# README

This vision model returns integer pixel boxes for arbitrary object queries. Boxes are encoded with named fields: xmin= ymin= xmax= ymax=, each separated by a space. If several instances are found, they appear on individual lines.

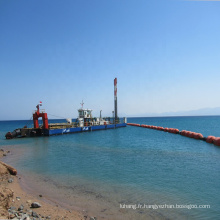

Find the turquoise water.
xmin=1 ymin=117 xmax=220 ymax=219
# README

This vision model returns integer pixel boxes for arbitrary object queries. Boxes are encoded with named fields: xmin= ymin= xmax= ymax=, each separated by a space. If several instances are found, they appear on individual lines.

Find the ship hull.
xmin=48 ymin=123 xmax=126 ymax=136
xmin=6 ymin=123 xmax=127 ymax=139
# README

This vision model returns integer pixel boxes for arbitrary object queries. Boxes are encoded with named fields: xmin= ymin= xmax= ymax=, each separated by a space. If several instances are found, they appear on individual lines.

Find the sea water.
xmin=0 ymin=117 xmax=220 ymax=220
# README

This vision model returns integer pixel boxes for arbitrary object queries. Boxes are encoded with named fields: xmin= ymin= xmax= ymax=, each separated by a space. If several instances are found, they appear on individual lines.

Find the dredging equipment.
xmin=5 ymin=78 xmax=127 ymax=139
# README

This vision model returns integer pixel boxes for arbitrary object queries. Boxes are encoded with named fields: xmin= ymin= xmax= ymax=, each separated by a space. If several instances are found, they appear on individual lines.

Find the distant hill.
xmin=160 ymin=107 xmax=220 ymax=117
xmin=129 ymin=107 xmax=220 ymax=117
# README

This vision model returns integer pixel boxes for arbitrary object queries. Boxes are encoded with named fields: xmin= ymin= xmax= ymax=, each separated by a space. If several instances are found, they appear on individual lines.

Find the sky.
xmin=0 ymin=0 xmax=220 ymax=120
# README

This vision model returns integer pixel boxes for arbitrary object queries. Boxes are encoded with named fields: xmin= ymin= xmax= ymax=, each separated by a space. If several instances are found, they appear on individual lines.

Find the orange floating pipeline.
xmin=127 ymin=123 xmax=140 ymax=127
xmin=128 ymin=122 xmax=220 ymax=148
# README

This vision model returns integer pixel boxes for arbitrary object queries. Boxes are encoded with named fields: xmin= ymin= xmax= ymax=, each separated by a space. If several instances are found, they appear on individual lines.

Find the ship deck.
xmin=20 ymin=123 xmax=127 ymax=137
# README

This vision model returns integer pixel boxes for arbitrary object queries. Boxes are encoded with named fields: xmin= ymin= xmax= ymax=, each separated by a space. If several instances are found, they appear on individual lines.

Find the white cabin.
xmin=78 ymin=109 xmax=92 ymax=119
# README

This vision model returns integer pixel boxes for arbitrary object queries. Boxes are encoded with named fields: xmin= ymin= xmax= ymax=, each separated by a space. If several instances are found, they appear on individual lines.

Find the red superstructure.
xmin=33 ymin=102 xmax=49 ymax=129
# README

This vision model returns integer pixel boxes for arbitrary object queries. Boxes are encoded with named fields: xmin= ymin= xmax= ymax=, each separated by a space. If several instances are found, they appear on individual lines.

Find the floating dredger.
xmin=5 ymin=78 xmax=127 ymax=139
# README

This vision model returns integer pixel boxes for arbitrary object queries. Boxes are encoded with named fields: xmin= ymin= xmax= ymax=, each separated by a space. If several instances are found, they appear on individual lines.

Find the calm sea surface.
xmin=1 ymin=116 xmax=220 ymax=220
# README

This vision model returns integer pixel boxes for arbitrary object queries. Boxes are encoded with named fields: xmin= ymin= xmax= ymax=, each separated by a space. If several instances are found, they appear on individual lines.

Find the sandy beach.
xmin=0 ymin=149 xmax=88 ymax=220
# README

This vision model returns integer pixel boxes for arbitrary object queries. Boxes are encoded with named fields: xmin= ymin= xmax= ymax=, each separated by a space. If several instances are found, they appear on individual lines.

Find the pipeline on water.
xmin=5 ymin=128 xmax=22 ymax=139
xmin=127 ymin=123 xmax=220 ymax=147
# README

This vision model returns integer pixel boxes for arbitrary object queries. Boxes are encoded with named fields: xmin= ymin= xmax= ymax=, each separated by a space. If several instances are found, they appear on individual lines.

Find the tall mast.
xmin=114 ymin=78 xmax=118 ymax=123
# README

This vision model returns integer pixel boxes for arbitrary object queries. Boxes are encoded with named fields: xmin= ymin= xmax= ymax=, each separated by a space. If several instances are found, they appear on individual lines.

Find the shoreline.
xmin=0 ymin=149 xmax=91 ymax=220
xmin=0 ymin=143 xmax=196 ymax=220
xmin=0 ymin=147 xmax=167 ymax=220
xmin=0 ymin=146 xmax=188 ymax=220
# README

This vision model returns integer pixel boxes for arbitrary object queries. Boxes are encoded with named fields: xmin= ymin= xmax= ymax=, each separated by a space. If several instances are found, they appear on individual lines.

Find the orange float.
xmin=213 ymin=137 xmax=220 ymax=146
xmin=206 ymin=136 xmax=215 ymax=144
xmin=173 ymin=129 xmax=179 ymax=134
xmin=168 ymin=128 xmax=179 ymax=134
xmin=184 ymin=131 xmax=190 ymax=137
xmin=168 ymin=128 xmax=173 ymax=133
xmin=193 ymin=133 xmax=203 ymax=140
xmin=164 ymin=128 xmax=169 ymax=132
xmin=180 ymin=130 xmax=186 ymax=136
xmin=189 ymin=132 xmax=196 ymax=138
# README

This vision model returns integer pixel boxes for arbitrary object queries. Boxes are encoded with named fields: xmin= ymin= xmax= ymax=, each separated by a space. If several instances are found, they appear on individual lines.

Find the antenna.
xmin=80 ymin=100 xmax=84 ymax=109
xmin=36 ymin=101 xmax=42 ymax=113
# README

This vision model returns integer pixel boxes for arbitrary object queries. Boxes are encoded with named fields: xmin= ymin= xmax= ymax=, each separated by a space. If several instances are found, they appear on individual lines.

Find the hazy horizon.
xmin=1 ymin=106 xmax=220 ymax=121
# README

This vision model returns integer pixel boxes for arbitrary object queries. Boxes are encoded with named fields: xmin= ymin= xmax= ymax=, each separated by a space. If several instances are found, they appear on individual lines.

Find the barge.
xmin=5 ymin=78 xmax=127 ymax=139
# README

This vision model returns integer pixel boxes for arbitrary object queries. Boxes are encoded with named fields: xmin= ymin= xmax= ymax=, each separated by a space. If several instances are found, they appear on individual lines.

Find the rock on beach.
xmin=31 ymin=202 xmax=41 ymax=208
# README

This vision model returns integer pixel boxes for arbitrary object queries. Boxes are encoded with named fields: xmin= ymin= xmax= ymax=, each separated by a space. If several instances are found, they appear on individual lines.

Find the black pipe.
xmin=5 ymin=128 xmax=21 ymax=139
